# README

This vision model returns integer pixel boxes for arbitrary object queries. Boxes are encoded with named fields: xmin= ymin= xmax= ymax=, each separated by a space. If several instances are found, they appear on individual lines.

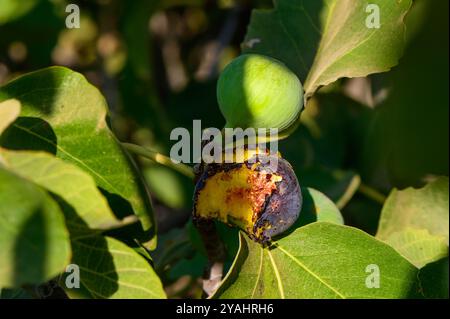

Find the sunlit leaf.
xmin=0 ymin=67 xmax=156 ymax=248
xmin=0 ymin=149 xmax=122 ymax=230
xmin=0 ymin=99 xmax=20 ymax=135
xmin=377 ymin=177 xmax=449 ymax=268
xmin=0 ymin=167 xmax=71 ymax=287
xmin=243 ymin=0 xmax=412 ymax=100
xmin=385 ymin=229 xmax=447 ymax=269
xmin=62 ymin=236 xmax=166 ymax=299
xmin=213 ymin=222 xmax=418 ymax=299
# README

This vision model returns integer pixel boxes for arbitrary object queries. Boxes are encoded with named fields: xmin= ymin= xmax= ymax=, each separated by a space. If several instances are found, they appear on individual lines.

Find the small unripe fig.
xmin=193 ymin=150 xmax=302 ymax=244
xmin=217 ymin=54 xmax=303 ymax=132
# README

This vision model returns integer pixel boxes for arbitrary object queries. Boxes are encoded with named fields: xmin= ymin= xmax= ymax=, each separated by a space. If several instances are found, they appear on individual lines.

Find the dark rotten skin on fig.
xmin=193 ymin=152 xmax=302 ymax=245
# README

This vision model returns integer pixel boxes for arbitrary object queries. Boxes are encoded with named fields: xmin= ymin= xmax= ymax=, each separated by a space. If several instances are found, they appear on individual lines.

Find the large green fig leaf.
xmin=213 ymin=222 xmax=418 ymax=299
xmin=62 ymin=235 xmax=166 ymax=299
xmin=243 ymin=0 xmax=411 ymax=100
xmin=0 ymin=149 xmax=122 ymax=230
xmin=0 ymin=167 xmax=71 ymax=287
xmin=0 ymin=67 xmax=155 ymax=247
xmin=377 ymin=177 xmax=449 ymax=268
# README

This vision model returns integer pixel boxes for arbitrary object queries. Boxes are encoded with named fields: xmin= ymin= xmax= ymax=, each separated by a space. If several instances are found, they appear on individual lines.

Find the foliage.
xmin=0 ymin=0 xmax=447 ymax=299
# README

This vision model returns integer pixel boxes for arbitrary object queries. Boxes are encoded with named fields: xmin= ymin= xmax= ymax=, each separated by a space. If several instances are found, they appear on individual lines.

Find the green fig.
xmin=217 ymin=54 xmax=303 ymax=132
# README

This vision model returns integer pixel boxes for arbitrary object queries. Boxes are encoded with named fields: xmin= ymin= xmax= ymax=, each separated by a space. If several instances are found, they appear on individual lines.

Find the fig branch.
xmin=122 ymin=142 xmax=195 ymax=179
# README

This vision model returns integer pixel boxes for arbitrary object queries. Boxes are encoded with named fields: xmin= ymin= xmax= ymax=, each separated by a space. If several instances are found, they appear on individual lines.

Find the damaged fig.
xmin=193 ymin=150 xmax=301 ymax=245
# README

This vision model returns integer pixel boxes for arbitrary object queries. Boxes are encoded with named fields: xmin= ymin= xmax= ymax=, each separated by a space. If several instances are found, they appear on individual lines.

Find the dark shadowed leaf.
xmin=359 ymin=0 xmax=448 ymax=188
xmin=417 ymin=257 xmax=449 ymax=299
xmin=0 ymin=287 xmax=33 ymax=299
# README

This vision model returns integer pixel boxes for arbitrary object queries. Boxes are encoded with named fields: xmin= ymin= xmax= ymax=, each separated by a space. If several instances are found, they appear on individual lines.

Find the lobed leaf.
xmin=243 ymin=0 xmax=412 ymax=100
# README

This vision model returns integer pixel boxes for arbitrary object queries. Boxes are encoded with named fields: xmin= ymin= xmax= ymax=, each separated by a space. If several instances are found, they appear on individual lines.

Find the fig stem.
xmin=358 ymin=182 xmax=387 ymax=204
xmin=214 ymin=118 xmax=301 ymax=152
xmin=122 ymin=143 xmax=194 ymax=179
xmin=193 ymin=218 xmax=227 ymax=297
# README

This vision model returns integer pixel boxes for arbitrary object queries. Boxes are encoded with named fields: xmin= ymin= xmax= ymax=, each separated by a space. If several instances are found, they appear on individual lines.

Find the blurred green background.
xmin=1 ymin=0 xmax=448 ymax=297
